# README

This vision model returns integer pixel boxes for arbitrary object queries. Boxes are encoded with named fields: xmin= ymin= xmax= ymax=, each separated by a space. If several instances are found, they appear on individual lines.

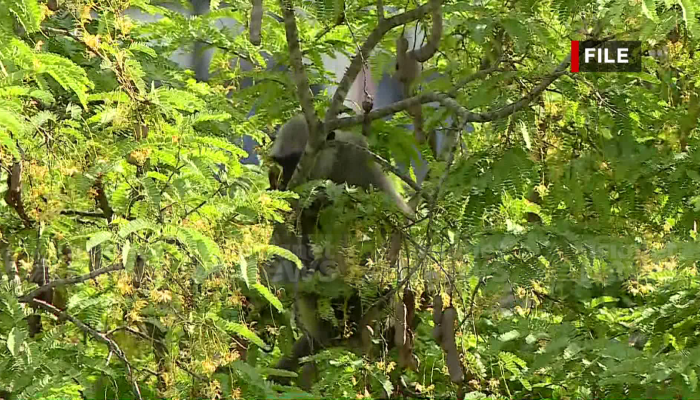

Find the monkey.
xmin=269 ymin=114 xmax=413 ymax=216
xmin=265 ymin=114 xmax=414 ymax=381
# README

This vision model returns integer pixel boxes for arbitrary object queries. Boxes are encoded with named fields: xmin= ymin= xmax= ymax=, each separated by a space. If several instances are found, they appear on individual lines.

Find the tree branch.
xmin=407 ymin=0 xmax=442 ymax=63
xmin=279 ymin=0 xmax=317 ymax=132
xmin=60 ymin=210 xmax=108 ymax=218
xmin=325 ymin=1 xmax=438 ymax=128
xmin=30 ymin=299 xmax=143 ymax=400
xmin=449 ymin=62 xmax=504 ymax=96
xmin=327 ymin=53 xmax=571 ymax=130
xmin=279 ymin=0 xmax=322 ymax=190
xmin=250 ymin=0 xmax=263 ymax=46
xmin=19 ymin=262 xmax=124 ymax=303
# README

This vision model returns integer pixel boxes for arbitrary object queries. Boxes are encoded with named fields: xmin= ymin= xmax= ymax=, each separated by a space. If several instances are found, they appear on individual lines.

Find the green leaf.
xmin=146 ymin=171 xmax=169 ymax=182
xmin=86 ymin=231 xmax=113 ymax=252
xmin=252 ymin=283 xmax=284 ymax=312
xmin=519 ymin=122 xmax=531 ymax=150
xmin=33 ymin=53 xmax=92 ymax=108
xmin=378 ymin=375 xmax=393 ymax=397
xmin=122 ymin=240 xmax=137 ymax=271
xmin=589 ymin=296 xmax=618 ymax=308
xmin=224 ymin=322 xmax=269 ymax=350
xmin=118 ymin=218 xmax=155 ymax=238
xmin=641 ymin=0 xmax=658 ymax=21
xmin=128 ymin=42 xmax=157 ymax=58
xmin=254 ymin=245 xmax=303 ymax=270
xmin=498 ymin=330 xmax=521 ymax=342
xmin=0 ymin=107 xmax=24 ymax=135
xmin=685 ymin=369 xmax=698 ymax=392
xmin=7 ymin=327 xmax=25 ymax=357
xmin=261 ymin=368 xmax=298 ymax=378
xmin=239 ymin=254 xmax=250 ymax=288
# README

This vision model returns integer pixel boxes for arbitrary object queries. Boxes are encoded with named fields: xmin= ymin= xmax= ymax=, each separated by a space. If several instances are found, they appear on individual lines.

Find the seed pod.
xmin=431 ymin=325 xmax=442 ymax=344
xmin=249 ymin=0 xmax=263 ymax=46
xmin=398 ymin=337 xmax=417 ymax=370
xmin=134 ymin=123 xmax=149 ymax=140
xmin=394 ymin=300 xmax=406 ymax=347
xmin=440 ymin=307 xmax=456 ymax=351
xmin=440 ymin=307 xmax=463 ymax=383
xmin=445 ymin=348 xmax=464 ymax=383
xmin=432 ymin=294 xmax=443 ymax=324
xmin=404 ymin=287 xmax=416 ymax=327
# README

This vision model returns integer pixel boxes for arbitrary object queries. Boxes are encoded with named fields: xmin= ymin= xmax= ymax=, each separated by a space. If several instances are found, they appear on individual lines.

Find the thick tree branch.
xmin=19 ymin=262 xmax=124 ymax=303
xmin=327 ymin=53 xmax=571 ymax=130
xmin=279 ymin=0 xmax=321 ymax=190
xmin=30 ymin=299 xmax=143 ymax=400
xmin=325 ymin=1 xmax=437 ymax=128
xmin=250 ymin=0 xmax=263 ymax=46
xmin=279 ymin=0 xmax=317 ymax=132
xmin=407 ymin=0 xmax=442 ymax=62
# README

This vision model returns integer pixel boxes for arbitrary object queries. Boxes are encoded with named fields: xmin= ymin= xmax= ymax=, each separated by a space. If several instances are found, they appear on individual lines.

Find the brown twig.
xmin=60 ymin=210 xmax=107 ymax=218
xmin=19 ymin=262 xmax=124 ymax=303
xmin=30 ymin=299 xmax=144 ymax=400
xmin=325 ymin=1 xmax=439 ymax=126
xmin=327 ymin=54 xmax=571 ymax=131
xmin=5 ymin=161 xmax=34 ymax=228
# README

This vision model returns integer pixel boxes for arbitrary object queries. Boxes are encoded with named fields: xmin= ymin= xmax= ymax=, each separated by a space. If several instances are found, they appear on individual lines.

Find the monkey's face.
xmin=271 ymin=152 xmax=302 ymax=189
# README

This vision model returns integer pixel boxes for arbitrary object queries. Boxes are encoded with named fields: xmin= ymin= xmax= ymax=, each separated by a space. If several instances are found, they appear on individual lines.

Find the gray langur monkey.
xmin=269 ymin=114 xmax=413 ymax=217
xmin=265 ymin=114 xmax=414 ymax=382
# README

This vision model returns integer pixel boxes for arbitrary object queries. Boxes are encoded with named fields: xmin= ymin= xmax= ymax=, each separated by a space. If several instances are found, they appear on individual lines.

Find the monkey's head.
xmin=269 ymin=115 xmax=309 ymax=189
xmin=270 ymin=114 xmax=414 ymax=217
xmin=269 ymin=115 xmax=341 ymax=190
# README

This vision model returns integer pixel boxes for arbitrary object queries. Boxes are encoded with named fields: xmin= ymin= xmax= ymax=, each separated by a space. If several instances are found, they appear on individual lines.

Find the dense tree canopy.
xmin=1 ymin=0 xmax=700 ymax=399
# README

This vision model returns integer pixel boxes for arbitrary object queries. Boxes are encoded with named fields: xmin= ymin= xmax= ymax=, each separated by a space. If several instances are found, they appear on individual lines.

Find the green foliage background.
xmin=1 ymin=0 xmax=700 ymax=399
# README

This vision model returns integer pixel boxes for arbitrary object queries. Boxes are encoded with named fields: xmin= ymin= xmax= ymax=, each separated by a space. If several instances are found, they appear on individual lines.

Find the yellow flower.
xmin=117 ymin=275 xmax=134 ymax=295
xmin=202 ymin=359 xmax=217 ymax=375
xmin=150 ymin=289 xmax=173 ymax=303
xmin=80 ymin=5 xmax=92 ymax=21
xmin=224 ymin=351 xmax=240 ymax=363
xmin=83 ymin=33 xmax=100 ymax=51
